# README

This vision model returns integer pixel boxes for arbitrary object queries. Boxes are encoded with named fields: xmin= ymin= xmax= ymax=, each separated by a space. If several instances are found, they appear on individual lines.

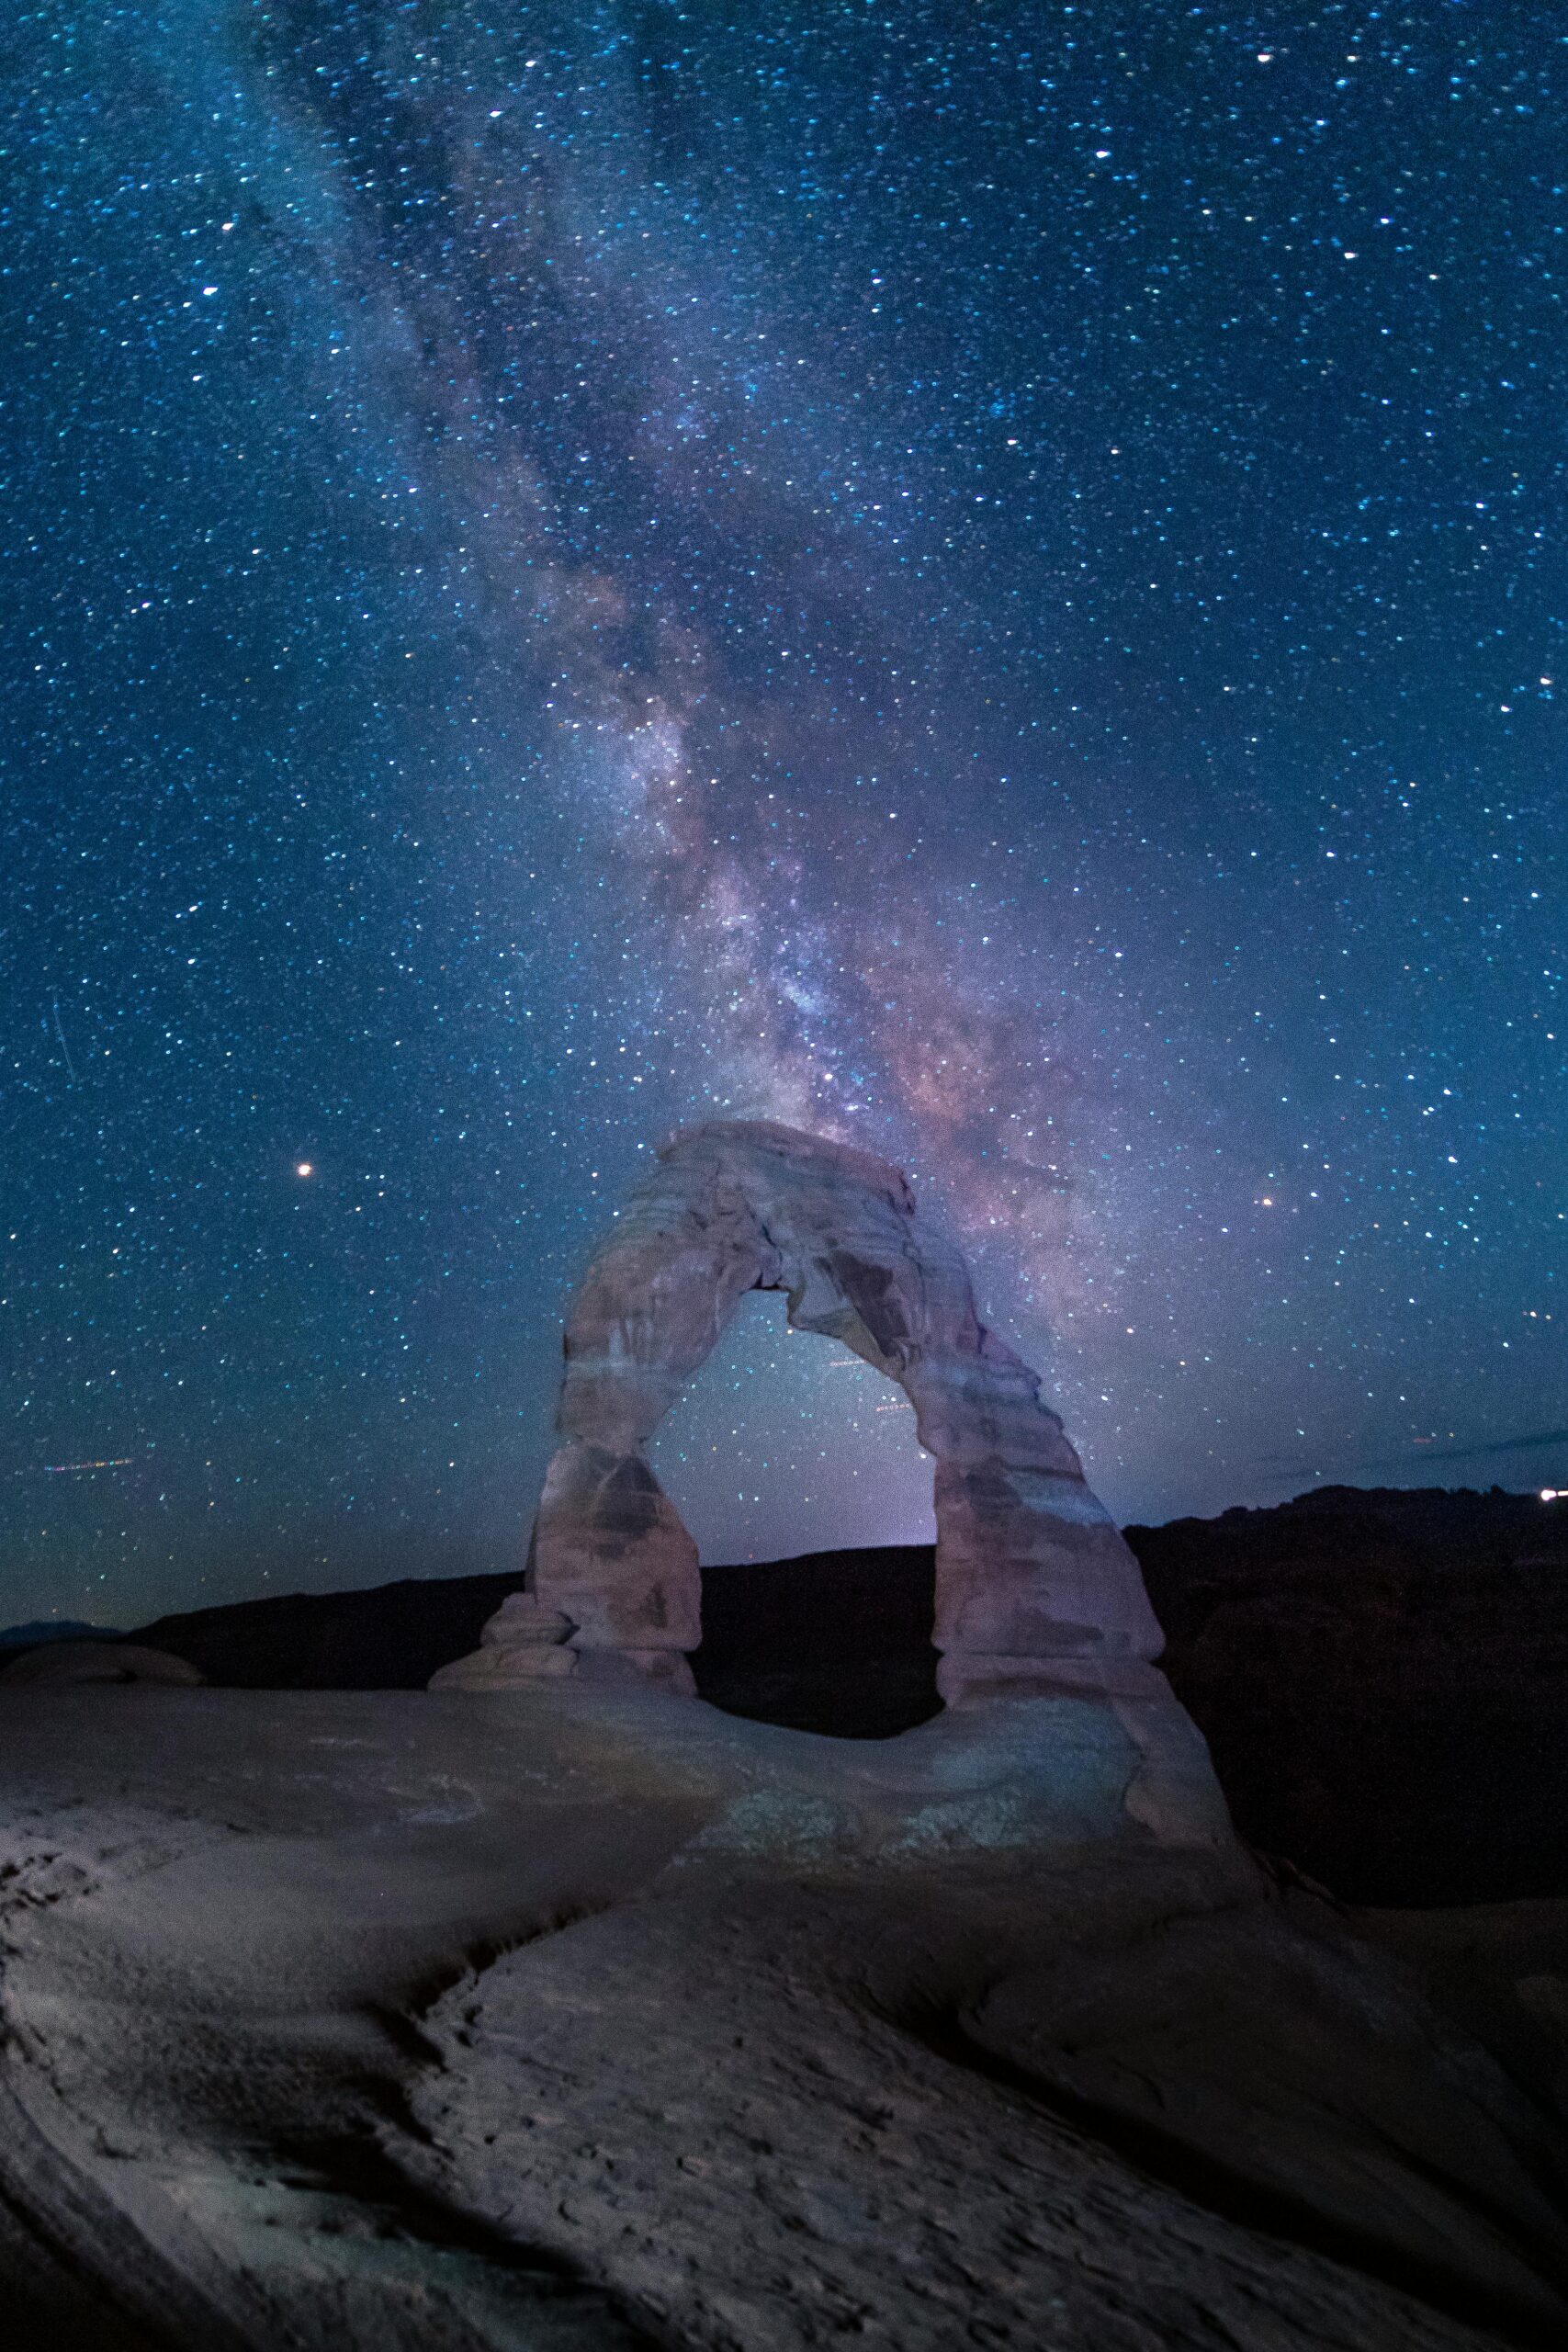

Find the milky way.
xmin=3 ymin=5 xmax=1563 ymax=1623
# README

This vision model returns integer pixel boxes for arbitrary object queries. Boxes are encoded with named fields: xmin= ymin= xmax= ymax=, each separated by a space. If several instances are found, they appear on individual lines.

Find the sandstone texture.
xmin=442 ymin=1119 xmax=1166 ymax=1715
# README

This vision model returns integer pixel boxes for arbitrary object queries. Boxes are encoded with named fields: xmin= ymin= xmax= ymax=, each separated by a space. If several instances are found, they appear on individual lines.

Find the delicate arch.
xmin=441 ymin=1120 xmax=1165 ymax=1705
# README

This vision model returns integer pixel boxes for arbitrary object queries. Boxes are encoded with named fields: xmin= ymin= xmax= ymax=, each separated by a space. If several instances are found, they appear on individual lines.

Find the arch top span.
xmin=441 ymin=1119 xmax=1167 ymax=1706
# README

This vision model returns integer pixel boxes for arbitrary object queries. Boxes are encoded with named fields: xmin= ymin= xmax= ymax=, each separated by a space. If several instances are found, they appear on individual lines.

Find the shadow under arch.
xmin=450 ymin=1120 xmax=1166 ymax=1714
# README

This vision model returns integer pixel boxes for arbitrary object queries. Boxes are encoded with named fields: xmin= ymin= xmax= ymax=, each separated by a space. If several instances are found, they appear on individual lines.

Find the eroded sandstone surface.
xmin=0 ymin=1684 xmax=1563 ymax=2352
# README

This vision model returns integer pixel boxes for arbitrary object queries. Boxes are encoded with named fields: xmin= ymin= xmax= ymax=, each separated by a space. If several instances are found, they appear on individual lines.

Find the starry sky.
xmin=3 ymin=2 xmax=1563 ymax=1629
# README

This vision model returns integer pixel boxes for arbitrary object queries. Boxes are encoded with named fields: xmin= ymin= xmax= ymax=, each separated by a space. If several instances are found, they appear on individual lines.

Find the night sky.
xmin=3 ymin=3 xmax=1563 ymax=1630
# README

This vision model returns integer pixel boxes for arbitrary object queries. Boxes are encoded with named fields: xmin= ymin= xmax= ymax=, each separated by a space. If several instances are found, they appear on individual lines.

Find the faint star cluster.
xmin=1 ymin=5 xmax=1562 ymax=1622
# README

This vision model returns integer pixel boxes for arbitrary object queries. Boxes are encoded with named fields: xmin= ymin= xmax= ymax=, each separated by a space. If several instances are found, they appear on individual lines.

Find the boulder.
xmin=0 ymin=1640 xmax=204 ymax=1688
xmin=429 ymin=1599 xmax=578 ymax=1689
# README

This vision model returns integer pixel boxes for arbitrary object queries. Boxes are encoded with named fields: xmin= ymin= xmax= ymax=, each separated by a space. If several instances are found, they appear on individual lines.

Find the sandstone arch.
xmin=438 ymin=1119 xmax=1167 ymax=1706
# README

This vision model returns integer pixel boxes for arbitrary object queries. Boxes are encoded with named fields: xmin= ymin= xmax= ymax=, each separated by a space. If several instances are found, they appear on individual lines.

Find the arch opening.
xmin=649 ymin=1287 xmax=938 ymax=1564
xmin=650 ymin=1286 xmax=942 ymax=1736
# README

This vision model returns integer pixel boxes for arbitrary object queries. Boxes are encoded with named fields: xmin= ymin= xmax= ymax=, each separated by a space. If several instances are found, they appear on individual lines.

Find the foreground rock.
xmin=0 ymin=1685 xmax=1563 ymax=2350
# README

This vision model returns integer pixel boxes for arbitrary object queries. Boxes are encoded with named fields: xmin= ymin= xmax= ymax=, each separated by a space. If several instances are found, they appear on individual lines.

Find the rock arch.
xmin=438 ymin=1119 xmax=1167 ymax=1706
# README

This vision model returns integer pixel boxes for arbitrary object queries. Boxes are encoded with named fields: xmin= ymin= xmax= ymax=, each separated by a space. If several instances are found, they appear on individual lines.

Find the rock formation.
xmin=435 ymin=1119 xmax=1167 ymax=1712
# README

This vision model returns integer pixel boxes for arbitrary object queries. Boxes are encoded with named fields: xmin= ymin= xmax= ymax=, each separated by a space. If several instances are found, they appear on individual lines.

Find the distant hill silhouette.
xmin=133 ymin=1573 xmax=519 ymax=1692
xmin=1126 ymin=1484 xmax=1568 ymax=1905
xmin=693 ymin=1544 xmax=941 ymax=1740
xmin=0 ymin=1618 xmax=118 ymax=1650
